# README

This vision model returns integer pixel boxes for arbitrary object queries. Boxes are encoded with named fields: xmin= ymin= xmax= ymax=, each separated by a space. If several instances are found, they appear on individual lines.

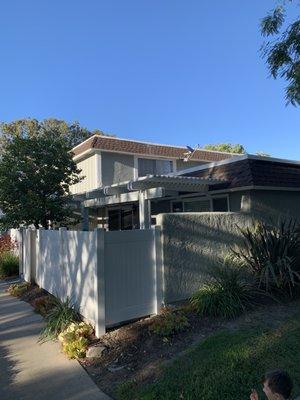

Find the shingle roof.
xmin=183 ymin=158 xmax=300 ymax=190
xmin=71 ymin=135 xmax=238 ymax=162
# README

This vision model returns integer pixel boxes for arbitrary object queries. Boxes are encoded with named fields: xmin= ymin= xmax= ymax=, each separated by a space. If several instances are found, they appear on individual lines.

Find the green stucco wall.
xmin=228 ymin=189 xmax=300 ymax=219
xmin=156 ymin=212 xmax=253 ymax=303
xmin=229 ymin=191 xmax=251 ymax=212
xmin=250 ymin=190 xmax=300 ymax=222
xmin=156 ymin=190 xmax=300 ymax=303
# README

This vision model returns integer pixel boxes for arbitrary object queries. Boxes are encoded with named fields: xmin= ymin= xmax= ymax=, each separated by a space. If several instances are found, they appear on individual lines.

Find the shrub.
xmin=0 ymin=251 xmax=19 ymax=278
xmin=0 ymin=234 xmax=16 ymax=253
xmin=232 ymin=219 xmax=300 ymax=297
xmin=8 ymin=282 xmax=31 ymax=297
xmin=58 ymin=322 xmax=93 ymax=359
xmin=41 ymin=297 xmax=81 ymax=340
xmin=190 ymin=261 xmax=256 ymax=319
xmin=0 ymin=234 xmax=18 ymax=278
xmin=149 ymin=308 xmax=190 ymax=337
xmin=32 ymin=296 xmax=56 ymax=316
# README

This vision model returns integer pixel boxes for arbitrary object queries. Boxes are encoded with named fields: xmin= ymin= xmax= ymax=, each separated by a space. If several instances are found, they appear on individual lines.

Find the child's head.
xmin=263 ymin=370 xmax=293 ymax=400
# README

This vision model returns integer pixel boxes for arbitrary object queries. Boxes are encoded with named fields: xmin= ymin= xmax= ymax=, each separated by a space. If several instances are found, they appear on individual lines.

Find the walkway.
xmin=0 ymin=279 xmax=110 ymax=400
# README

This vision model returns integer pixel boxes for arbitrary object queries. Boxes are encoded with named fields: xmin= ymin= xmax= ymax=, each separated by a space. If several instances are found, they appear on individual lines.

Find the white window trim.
xmin=133 ymin=156 xmax=139 ymax=180
xmin=170 ymin=194 xmax=230 ymax=212
xmin=94 ymin=153 xmax=102 ymax=188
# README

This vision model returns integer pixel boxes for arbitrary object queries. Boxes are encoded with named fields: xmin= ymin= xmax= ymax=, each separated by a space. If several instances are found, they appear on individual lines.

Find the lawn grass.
xmin=116 ymin=313 xmax=300 ymax=400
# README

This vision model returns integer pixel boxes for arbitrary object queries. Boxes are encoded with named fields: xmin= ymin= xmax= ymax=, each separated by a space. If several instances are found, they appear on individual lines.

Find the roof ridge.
xmin=96 ymin=135 xmax=241 ymax=155
xmin=74 ymin=133 xmax=240 ymax=156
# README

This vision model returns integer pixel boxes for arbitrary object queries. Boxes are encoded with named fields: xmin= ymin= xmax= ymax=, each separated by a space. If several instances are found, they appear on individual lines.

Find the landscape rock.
xmin=86 ymin=345 xmax=107 ymax=359
xmin=107 ymin=364 xmax=125 ymax=373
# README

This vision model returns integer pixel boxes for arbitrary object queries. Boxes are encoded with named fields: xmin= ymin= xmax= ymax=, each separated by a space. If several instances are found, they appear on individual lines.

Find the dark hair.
xmin=264 ymin=370 xmax=293 ymax=398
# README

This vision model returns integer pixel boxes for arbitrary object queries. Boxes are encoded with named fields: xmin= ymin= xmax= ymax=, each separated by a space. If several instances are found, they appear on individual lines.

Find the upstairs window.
xmin=138 ymin=158 xmax=173 ymax=177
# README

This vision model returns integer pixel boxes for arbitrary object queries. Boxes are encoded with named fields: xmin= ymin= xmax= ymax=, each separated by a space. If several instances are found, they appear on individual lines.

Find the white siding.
xmin=70 ymin=154 xmax=99 ymax=194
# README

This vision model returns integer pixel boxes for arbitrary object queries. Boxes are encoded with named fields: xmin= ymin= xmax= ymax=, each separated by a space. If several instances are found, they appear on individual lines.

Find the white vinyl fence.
xmin=19 ymin=227 xmax=163 ymax=337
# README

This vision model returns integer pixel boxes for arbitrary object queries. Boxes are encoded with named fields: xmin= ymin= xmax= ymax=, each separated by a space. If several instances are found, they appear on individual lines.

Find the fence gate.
xmin=104 ymin=229 xmax=160 ymax=326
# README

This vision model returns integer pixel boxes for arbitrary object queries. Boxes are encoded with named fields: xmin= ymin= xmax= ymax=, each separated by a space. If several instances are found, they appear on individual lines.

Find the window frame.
xmin=134 ymin=156 xmax=176 ymax=178
xmin=171 ymin=194 xmax=230 ymax=213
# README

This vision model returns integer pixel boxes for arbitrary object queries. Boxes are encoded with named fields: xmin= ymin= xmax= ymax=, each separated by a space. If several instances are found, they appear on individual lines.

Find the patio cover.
xmin=74 ymin=174 xmax=225 ymax=229
xmin=82 ymin=175 xmax=223 ymax=206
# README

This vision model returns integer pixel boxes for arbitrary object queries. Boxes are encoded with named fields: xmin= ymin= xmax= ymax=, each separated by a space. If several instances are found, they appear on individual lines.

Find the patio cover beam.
xmin=85 ymin=188 xmax=105 ymax=199
xmin=83 ymin=187 xmax=165 ymax=208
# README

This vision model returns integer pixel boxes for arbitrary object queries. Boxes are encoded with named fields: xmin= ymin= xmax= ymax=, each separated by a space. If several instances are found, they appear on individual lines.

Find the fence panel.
xmin=104 ymin=229 xmax=157 ymax=326
xmin=21 ymin=227 xmax=162 ymax=336
xmin=36 ymin=230 xmax=61 ymax=296
xmin=63 ymin=230 xmax=97 ymax=324
xmin=35 ymin=229 xmax=97 ymax=324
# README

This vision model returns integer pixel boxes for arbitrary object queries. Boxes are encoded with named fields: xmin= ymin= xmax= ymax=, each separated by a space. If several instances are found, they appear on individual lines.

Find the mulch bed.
xmin=80 ymin=295 xmax=286 ymax=398
xmin=6 ymin=280 xmax=53 ymax=308
xmin=80 ymin=311 xmax=228 ymax=397
xmin=8 ymin=280 xmax=291 ymax=400
xmin=20 ymin=285 xmax=49 ymax=305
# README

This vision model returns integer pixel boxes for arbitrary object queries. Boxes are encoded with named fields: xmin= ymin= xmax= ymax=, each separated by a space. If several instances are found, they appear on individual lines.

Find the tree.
xmin=256 ymin=151 xmax=270 ymax=157
xmin=203 ymin=143 xmax=246 ymax=154
xmin=0 ymin=118 xmax=109 ymax=151
xmin=0 ymin=135 xmax=81 ymax=229
xmin=261 ymin=1 xmax=300 ymax=105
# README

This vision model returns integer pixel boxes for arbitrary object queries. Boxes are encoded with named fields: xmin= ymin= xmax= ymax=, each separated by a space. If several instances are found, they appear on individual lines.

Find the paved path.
xmin=0 ymin=280 xmax=110 ymax=400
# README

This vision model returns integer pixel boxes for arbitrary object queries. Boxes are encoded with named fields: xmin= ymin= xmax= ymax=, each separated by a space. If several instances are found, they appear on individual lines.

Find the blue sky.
xmin=0 ymin=1 xmax=299 ymax=158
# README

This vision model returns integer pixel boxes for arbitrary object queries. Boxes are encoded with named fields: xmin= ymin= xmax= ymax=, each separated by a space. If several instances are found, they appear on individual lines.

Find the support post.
xmin=29 ymin=228 xmax=37 ymax=284
xmin=59 ymin=227 xmax=67 ymax=300
xmin=94 ymin=228 xmax=106 ymax=337
xmin=18 ymin=227 xmax=24 ymax=278
xmin=138 ymin=191 xmax=151 ymax=229
xmin=35 ymin=228 xmax=44 ymax=287
xmin=81 ymin=204 xmax=89 ymax=231
xmin=154 ymin=226 xmax=164 ymax=313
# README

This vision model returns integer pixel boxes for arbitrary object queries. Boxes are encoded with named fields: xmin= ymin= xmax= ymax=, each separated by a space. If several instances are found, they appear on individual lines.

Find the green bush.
xmin=58 ymin=322 xmax=93 ymax=359
xmin=41 ymin=297 xmax=81 ymax=340
xmin=190 ymin=262 xmax=256 ymax=319
xmin=0 ymin=251 xmax=19 ymax=278
xmin=8 ymin=282 xmax=31 ymax=297
xmin=149 ymin=308 xmax=190 ymax=337
xmin=232 ymin=219 xmax=300 ymax=297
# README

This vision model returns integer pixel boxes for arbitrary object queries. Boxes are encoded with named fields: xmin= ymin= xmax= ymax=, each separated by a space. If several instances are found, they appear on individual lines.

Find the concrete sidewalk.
xmin=0 ymin=280 xmax=110 ymax=400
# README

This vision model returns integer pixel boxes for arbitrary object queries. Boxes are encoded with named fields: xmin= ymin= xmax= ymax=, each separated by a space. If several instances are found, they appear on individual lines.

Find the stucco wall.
xmin=156 ymin=212 xmax=252 ymax=303
xmin=228 ymin=190 xmax=252 ymax=212
xmin=250 ymin=190 xmax=300 ymax=222
xmin=101 ymin=151 xmax=135 ymax=186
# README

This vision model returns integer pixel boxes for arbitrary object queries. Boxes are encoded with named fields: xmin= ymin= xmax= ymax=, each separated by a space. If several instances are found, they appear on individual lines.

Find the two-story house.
xmin=70 ymin=135 xmax=238 ymax=230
